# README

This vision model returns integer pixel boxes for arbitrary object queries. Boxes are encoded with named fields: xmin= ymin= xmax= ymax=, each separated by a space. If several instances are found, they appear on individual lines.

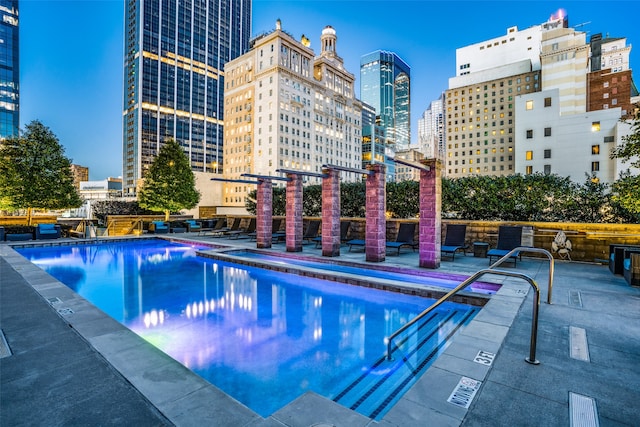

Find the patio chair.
xmin=149 ymin=221 xmax=169 ymax=234
xmin=248 ymin=218 xmax=282 ymax=241
xmin=302 ymin=220 xmax=321 ymax=244
xmin=441 ymin=224 xmax=469 ymax=260
xmin=184 ymin=219 xmax=202 ymax=232
xmin=386 ymin=222 xmax=418 ymax=255
xmin=623 ymin=250 xmax=640 ymax=287
xmin=221 ymin=218 xmax=242 ymax=237
xmin=200 ymin=217 xmax=227 ymax=236
xmin=487 ymin=225 xmax=523 ymax=265
xmin=314 ymin=220 xmax=351 ymax=248
xmin=226 ymin=218 xmax=256 ymax=239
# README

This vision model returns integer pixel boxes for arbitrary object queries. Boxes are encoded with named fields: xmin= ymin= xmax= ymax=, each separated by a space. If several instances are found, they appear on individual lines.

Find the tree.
xmin=137 ymin=139 xmax=200 ymax=221
xmin=610 ymin=170 xmax=640 ymax=220
xmin=610 ymin=103 xmax=640 ymax=169
xmin=0 ymin=120 xmax=83 ymax=224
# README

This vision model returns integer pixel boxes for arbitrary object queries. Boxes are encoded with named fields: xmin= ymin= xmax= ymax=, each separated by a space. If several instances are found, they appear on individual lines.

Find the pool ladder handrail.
xmin=385 ymin=247 xmax=555 ymax=365
xmin=489 ymin=246 xmax=555 ymax=304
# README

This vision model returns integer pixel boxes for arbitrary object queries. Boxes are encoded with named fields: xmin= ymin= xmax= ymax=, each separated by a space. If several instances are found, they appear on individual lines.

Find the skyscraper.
xmin=360 ymin=51 xmax=411 ymax=151
xmin=418 ymin=94 xmax=445 ymax=160
xmin=0 ymin=0 xmax=19 ymax=139
xmin=122 ymin=0 xmax=251 ymax=194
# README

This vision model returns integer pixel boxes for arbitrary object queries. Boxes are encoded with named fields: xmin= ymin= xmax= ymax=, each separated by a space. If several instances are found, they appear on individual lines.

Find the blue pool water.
xmin=17 ymin=239 xmax=480 ymax=420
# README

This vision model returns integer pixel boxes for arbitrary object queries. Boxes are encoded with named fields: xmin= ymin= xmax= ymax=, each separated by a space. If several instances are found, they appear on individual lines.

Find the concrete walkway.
xmin=1 ymin=235 xmax=639 ymax=426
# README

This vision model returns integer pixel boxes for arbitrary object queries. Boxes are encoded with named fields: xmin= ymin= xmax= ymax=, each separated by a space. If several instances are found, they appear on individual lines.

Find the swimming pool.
xmin=17 ymin=239 xmax=481 ymax=420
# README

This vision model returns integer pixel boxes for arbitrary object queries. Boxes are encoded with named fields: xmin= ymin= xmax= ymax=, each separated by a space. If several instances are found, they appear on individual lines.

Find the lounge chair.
xmin=184 ymin=219 xmax=201 ymax=232
xmin=487 ymin=225 xmax=523 ymax=265
xmin=220 ymin=218 xmax=242 ymax=237
xmin=248 ymin=218 xmax=282 ymax=241
xmin=199 ymin=218 xmax=227 ymax=236
xmin=302 ymin=220 xmax=321 ymax=244
xmin=314 ymin=220 xmax=351 ymax=248
xmin=386 ymin=222 xmax=418 ymax=255
xmin=441 ymin=224 xmax=469 ymax=260
xmin=226 ymin=218 xmax=256 ymax=239
xmin=272 ymin=218 xmax=286 ymax=242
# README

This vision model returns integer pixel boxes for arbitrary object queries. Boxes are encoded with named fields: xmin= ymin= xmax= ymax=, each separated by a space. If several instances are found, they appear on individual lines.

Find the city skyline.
xmin=19 ymin=0 xmax=639 ymax=180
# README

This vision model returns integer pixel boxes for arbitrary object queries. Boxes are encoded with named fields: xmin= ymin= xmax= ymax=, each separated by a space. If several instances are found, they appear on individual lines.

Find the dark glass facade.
xmin=360 ymin=51 xmax=410 ymax=150
xmin=123 ymin=0 xmax=251 ymax=193
xmin=0 ymin=0 xmax=19 ymax=138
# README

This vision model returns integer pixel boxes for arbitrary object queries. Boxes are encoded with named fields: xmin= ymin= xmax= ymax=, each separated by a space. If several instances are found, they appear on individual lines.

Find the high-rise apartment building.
xmin=418 ymin=95 xmax=445 ymax=160
xmin=587 ymin=34 xmax=637 ymax=118
xmin=540 ymin=16 xmax=589 ymax=115
xmin=0 ymin=0 xmax=18 ymax=138
xmin=360 ymin=51 xmax=411 ymax=151
xmin=222 ymin=21 xmax=362 ymax=207
xmin=515 ymin=17 xmax=637 ymax=184
xmin=122 ymin=0 xmax=251 ymax=194
xmin=70 ymin=164 xmax=89 ymax=190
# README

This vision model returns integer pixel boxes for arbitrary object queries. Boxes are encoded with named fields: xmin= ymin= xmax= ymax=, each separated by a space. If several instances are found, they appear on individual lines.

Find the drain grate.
xmin=569 ymin=290 xmax=583 ymax=307
xmin=569 ymin=326 xmax=590 ymax=362
xmin=447 ymin=377 xmax=482 ymax=409
xmin=569 ymin=392 xmax=599 ymax=427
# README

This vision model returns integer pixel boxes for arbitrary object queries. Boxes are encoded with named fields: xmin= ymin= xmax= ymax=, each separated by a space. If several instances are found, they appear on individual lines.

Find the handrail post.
xmin=526 ymin=286 xmax=541 ymax=365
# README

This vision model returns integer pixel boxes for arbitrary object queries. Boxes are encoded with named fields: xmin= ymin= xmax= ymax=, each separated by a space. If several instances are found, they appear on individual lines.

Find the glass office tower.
xmin=360 ymin=50 xmax=410 ymax=150
xmin=123 ymin=0 xmax=251 ymax=194
xmin=0 ymin=0 xmax=19 ymax=138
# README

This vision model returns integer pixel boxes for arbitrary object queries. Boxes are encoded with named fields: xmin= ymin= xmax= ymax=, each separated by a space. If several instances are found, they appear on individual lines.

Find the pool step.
xmin=333 ymin=308 xmax=479 ymax=420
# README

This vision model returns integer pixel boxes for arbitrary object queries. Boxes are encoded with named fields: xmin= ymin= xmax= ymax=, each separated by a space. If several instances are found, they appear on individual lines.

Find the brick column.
xmin=419 ymin=159 xmax=442 ymax=269
xmin=366 ymin=163 xmax=386 ymax=262
xmin=286 ymin=174 xmax=303 ymax=252
xmin=321 ymin=168 xmax=341 ymax=257
xmin=256 ymin=179 xmax=273 ymax=249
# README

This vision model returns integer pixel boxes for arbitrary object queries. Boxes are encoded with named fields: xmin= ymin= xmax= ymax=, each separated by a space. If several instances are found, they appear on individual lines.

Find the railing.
xmin=385 ymin=247 xmax=555 ymax=363
xmin=386 ymin=268 xmax=541 ymax=365
xmin=104 ymin=217 xmax=144 ymax=236
xmin=489 ymin=247 xmax=555 ymax=304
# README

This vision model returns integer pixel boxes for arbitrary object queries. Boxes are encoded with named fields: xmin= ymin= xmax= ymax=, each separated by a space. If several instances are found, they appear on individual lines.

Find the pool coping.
xmin=2 ymin=237 xmax=530 ymax=426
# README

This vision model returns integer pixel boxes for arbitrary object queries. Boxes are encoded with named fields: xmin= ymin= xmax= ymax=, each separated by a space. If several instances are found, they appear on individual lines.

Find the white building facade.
xmin=515 ymin=89 xmax=624 ymax=184
xmin=223 ymin=21 xmax=362 ymax=208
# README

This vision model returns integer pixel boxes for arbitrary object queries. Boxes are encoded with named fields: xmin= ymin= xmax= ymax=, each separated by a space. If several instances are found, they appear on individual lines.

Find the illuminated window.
xmin=591 ymin=161 xmax=600 ymax=172
xmin=525 ymin=151 xmax=533 ymax=160
xmin=526 ymin=100 xmax=533 ymax=110
xmin=591 ymin=145 xmax=600 ymax=155
xmin=525 ymin=165 xmax=533 ymax=174
xmin=591 ymin=121 xmax=601 ymax=132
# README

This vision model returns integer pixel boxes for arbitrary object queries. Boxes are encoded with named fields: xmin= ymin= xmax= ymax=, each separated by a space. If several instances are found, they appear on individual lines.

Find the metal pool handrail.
xmin=385 ymin=268 xmax=541 ymax=365
xmin=489 ymin=247 xmax=555 ymax=304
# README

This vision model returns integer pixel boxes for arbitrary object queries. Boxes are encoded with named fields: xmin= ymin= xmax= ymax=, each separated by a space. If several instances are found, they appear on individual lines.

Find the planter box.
xmin=6 ymin=233 xmax=33 ymax=241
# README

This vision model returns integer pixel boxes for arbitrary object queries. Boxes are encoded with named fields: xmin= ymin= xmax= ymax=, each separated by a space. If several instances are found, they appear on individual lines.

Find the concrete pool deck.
xmin=1 ymin=235 xmax=639 ymax=426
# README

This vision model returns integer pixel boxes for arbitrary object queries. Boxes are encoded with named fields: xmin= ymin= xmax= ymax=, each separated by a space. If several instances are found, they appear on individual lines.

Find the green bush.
xmin=244 ymin=173 xmax=637 ymax=223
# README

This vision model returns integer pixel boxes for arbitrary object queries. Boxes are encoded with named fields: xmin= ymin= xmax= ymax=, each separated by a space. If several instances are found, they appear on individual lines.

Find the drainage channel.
xmin=569 ymin=392 xmax=599 ymax=427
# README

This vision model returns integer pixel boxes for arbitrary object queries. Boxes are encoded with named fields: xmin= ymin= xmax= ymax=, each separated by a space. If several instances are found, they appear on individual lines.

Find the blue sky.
xmin=20 ymin=0 xmax=639 ymax=180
